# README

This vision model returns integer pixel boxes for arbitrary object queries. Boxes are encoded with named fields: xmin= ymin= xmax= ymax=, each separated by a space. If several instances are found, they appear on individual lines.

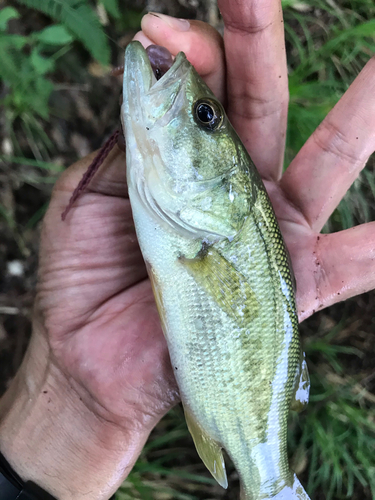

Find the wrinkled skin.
xmin=5 ymin=2 xmax=375 ymax=498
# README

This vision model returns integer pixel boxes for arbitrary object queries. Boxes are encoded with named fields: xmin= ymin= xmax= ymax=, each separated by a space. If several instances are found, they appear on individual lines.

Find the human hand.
xmin=1 ymin=1 xmax=375 ymax=499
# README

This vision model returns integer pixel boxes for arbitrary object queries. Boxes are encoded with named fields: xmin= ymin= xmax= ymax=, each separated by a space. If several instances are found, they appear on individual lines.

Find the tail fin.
xmin=241 ymin=474 xmax=310 ymax=500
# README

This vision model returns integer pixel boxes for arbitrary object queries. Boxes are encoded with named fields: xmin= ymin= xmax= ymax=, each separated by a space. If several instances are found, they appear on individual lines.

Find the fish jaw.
xmin=122 ymin=41 xmax=192 ymax=152
xmin=122 ymin=41 xmax=192 ymax=130
xmin=122 ymin=41 xmax=198 ymax=235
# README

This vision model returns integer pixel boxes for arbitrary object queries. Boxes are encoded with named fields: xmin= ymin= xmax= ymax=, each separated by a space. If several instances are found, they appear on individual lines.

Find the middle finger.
xmin=219 ymin=0 xmax=289 ymax=181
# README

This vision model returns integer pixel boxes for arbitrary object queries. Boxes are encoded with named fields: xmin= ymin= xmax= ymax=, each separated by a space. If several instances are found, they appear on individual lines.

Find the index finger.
xmin=219 ymin=0 xmax=288 ymax=180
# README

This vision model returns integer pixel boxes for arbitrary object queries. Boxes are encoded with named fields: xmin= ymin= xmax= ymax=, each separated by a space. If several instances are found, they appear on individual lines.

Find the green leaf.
xmin=10 ymin=76 xmax=54 ymax=118
xmin=100 ymin=0 xmax=120 ymax=19
xmin=34 ymin=24 xmax=73 ymax=45
xmin=32 ymin=76 xmax=54 ymax=118
xmin=31 ymin=47 xmax=56 ymax=74
xmin=14 ymin=0 xmax=110 ymax=64
xmin=121 ymin=9 xmax=143 ymax=30
xmin=0 ymin=32 xmax=27 ymax=49
xmin=0 ymin=6 xmax=20 ymax=31
xmin=0 ymin=43 xmax=24 ymax=85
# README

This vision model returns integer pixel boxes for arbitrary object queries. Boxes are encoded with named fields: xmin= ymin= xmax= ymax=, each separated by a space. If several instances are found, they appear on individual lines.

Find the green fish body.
xmin=122 ymin=41 xmax=310 ymax=500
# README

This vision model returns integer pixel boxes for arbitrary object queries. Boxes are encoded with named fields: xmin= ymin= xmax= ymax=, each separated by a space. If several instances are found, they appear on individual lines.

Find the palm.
xmin=35 ymin=150 xmax=178 ymax=427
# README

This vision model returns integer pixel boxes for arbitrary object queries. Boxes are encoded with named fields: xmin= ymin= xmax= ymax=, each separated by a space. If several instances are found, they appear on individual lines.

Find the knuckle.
xmin=220 ymin=0 xmax=280 ymax=36
xmin=230 ymin=90 xmax=289 ymax=121
xmin=225 ymin=19 xmax=274 ymax=36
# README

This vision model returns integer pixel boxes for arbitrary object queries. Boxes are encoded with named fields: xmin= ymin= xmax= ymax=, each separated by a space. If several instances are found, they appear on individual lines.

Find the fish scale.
xmin=123 ymin=41 xmax=311 ymax=499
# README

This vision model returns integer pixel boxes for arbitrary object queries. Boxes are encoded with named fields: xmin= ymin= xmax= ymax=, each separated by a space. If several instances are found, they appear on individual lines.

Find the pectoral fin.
xmin=290 ymin=351 xmax=310 ymax=412
xmin=180 ymin=246 xmax=258 ymax=326
xmin=184 ymin=408 xmax=228 ymax=489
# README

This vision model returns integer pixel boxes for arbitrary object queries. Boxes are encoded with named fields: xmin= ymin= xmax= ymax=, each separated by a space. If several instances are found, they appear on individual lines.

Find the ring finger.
xmin=281 ymin=56 xmax=375 ymax=232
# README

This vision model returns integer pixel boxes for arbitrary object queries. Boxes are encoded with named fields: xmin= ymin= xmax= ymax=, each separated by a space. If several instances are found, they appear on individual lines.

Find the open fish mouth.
xmin=121 ymin=40 xmax=194 ymax=220
xmin=122 ymin=40 xmax=193 ymax=171
xmin=123 ymin=41 xmax=191 ymax=102
xmin=146 ymin=45 xmax=174 ymax=80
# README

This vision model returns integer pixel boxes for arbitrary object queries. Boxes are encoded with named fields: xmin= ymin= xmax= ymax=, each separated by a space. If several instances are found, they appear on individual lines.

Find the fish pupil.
xmin=197 ymin=103 xmax=214 ymax=123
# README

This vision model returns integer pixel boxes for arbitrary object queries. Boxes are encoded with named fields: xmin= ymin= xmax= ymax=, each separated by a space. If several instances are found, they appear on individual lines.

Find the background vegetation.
xmin=0 ymin=0 xmax=374 ymax=499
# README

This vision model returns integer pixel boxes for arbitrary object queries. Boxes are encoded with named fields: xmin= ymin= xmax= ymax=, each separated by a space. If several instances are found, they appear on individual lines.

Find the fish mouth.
xmin=122 ymin=40 xmax=192 ymax=154
xmin=146 ymin=45 xmax=174 ymax=81
xmin=122 ymin=41 xmax=195 ymax=231
xmin=123 ymin=41 xmax=190 ymax=101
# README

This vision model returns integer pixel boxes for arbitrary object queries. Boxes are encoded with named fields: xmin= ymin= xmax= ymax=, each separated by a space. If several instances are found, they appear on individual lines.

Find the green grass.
xmin=0 ymin=155 xmax=63 ymax=234
xmin=116 ymin=408 xmax=217 ymax=500
xmin=290 ymin=318 xmax=375 ymax=499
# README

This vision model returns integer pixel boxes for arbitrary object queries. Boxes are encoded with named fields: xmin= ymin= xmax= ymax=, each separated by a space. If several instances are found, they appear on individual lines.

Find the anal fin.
xmin=184 ymin=407 xmax=228 ymax=489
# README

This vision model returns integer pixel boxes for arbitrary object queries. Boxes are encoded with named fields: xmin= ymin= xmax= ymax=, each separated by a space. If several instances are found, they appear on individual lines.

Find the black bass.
xmin=122 ymin=41 xmax=310 ymax=500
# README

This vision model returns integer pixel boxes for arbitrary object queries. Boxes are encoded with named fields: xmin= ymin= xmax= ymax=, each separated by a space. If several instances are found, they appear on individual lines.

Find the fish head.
xmin=122 ymin=41 xmax=257 ymax=241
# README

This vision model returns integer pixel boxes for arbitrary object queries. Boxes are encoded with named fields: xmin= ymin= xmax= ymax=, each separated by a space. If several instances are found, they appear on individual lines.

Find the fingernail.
xmin=148 ymin=12 xmax=190 ymax=31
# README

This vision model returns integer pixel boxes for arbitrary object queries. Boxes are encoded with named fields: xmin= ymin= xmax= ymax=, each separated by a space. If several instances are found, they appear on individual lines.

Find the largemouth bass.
xmin=122 ymin=41 xmax=311 ymax=500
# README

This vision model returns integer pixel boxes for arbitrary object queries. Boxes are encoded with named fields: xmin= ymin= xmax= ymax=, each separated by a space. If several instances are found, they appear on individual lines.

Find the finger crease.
xmin=311 ymin=235 xmax=328 ymax=311
xmin=312 ymin=120 xmax=366 ymax=166
xmin=228 ymin=85 xmax=288 ymax=119
xmin=225 ymin=19 xmax=274 ymax=36
xmin=230 ymin=99 xmax=285 ymax=120
xmin=274 ymin=181 xmax=312 ymax=230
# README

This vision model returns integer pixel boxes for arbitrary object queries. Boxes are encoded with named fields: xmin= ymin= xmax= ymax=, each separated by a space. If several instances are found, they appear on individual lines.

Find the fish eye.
xmin=194 ymin=98 xmax=223 ymax=131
